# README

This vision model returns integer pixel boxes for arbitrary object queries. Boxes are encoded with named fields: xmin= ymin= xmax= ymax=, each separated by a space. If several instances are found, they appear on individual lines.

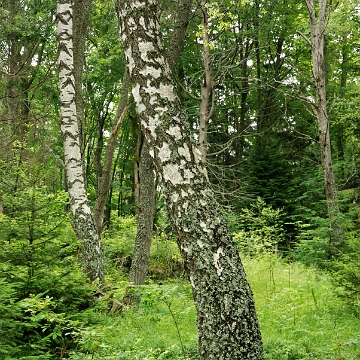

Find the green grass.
xmin=68 ymin=256 xmax=360 ymax=360
xmin=244 ymin=256 xmax=360 ymax=360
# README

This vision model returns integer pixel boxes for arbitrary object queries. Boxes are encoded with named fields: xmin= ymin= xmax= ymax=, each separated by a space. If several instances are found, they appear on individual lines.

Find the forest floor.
xmin=68 ymin=255 xmax=360 ymax=360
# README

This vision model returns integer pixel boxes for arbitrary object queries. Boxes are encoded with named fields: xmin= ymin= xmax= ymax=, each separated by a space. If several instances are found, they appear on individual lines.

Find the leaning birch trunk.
xmin=305 ymin=0 xmax=342 ymax=244
xmin=117 ymin=1 xmax=263 ymax=358
xmin=129 ymin=0 xmax=193 ymax=285
xmin=56 ymin=0 xmax=104 ymax=283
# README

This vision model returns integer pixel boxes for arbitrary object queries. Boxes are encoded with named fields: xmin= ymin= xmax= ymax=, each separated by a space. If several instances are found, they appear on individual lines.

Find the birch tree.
xmin=129 ymin=0 xmax=193 ymax=284
xmin=56 ymin=0 xmax=104 ymax=283
xmin=116 ymin=0 xmax=263 ymax=358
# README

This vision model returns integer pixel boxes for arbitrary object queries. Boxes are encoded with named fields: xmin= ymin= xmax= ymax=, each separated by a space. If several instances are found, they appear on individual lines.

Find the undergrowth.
xmin=1 ymin=211 xmax=359 ymax=359
xmin=64 ymin=254 xmax=360 ymax=360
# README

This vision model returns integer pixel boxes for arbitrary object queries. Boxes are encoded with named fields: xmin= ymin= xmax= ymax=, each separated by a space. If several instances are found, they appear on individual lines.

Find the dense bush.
xmin=332 ymin=232 xmax=360 ymax=312
xmin=0 ymin=189 xmax=98 ymax=359
xmin=232 ymin=197 xmax=286 ymax=256
xmin=103 ymin=213 xmax=184 ymax=282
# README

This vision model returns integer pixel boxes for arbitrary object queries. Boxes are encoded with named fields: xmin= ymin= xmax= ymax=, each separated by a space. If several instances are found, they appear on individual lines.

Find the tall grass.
xmin=68 ymin=256 xmax=360 ymax=360
xmin=244 ymin=256 xmax=360 ymax=360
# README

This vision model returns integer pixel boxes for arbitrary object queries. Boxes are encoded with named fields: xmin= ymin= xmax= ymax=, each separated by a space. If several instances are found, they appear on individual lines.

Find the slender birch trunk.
xmin=56 ymin=0 xmax=104 ymax=283
xmin=117 ymin=1 xmax=263 ymax=358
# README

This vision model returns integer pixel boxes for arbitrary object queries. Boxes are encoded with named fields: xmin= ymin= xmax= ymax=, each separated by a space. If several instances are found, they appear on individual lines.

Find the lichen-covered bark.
xmin=305 ymin=0 xmax=342 ymax=244
xmin=117 ymin=1 xmax=263 ymax=358
xmin=57 ymin=0 xmax=104 ymax=283
xmin=129 ymin=0 xmax=193 ymax=285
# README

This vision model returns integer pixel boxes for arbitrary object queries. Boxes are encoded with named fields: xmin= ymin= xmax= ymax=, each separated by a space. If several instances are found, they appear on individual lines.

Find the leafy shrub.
xmin=292 ymin=216 xmax=334 ymax=268
xmin=149 ymin=234 xmax=184 ymax=280
xmin=332 ymin=232 xmax=360 ymax=311
xmin=103 ymin=213 xmax=184 ymax=281
xmin=0 ymin=187 xmax=98 ymax=359
xmin=0 ymin=279 xmax=22 ymax=359
xmin=0 ymin=235 xmax=97 ymax=359
xmin=232 ymin=197 xmax=286 ymax=256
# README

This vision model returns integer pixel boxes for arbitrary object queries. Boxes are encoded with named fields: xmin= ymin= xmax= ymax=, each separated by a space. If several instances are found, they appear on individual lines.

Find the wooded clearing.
xmin=0 ymin=0 xmax=359 ymax=359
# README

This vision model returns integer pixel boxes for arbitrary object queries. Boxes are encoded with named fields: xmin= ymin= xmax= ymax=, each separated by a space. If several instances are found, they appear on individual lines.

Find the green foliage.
xmin=0 ymin=279 xmax=22 ymax=358
xmin=293 ymin=217 xmax=334 ymax=268
xmin=103 ymin=213 xmax=184 ymax=282
xmin=0 ymin=186 xmax=98 ymax=359
xmin=0 ymin=231 xmax=97 ymax=359
xmin=68 ymin=282 xmax=199 ymax=360
xmin=233 ymin=197 xmax=286 ymax=256
xmin=148 ymin=234 xmax=184 ymax=280
xmin=16 ymin=294 xmax=86 ymax=359
xmin=332 ymin=232 xmax=360 ymax=311
xmin=41 ymin=258 xmax=359 ymax=360
xmin=244 ymin=257 xmax=360 ymax=360
xmin=0 ymin=244 xmax=98 ymax=358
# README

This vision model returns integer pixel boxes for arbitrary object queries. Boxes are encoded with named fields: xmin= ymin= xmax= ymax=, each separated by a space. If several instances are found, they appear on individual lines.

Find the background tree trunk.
xmin=73 ymin=0 xmax=92 ymax=154
xmin=199 ymin=0 xmax=214 ymax=161
xmin=304 ymin=0 xmax=342 ymax=244
xmin=57 ymin=0 xmax=104 ymax=283
xmin=117 ymin=1 xmax=264 ymax=358
xmin=129 ymin=139 xmax=156 ymax=284
xmin=93 ymin=71 xmax=131 ymax=234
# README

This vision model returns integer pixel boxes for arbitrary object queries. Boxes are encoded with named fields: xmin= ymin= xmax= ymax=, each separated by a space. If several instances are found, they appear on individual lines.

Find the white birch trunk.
xmin=57 ymin=0 xmax=104 ymax=283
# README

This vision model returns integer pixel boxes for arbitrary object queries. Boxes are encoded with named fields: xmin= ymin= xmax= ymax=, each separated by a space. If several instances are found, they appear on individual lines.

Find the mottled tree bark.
xmin=117 ymin=1 xmax=263 ymax=358
xmin=128 ymin=0 xmax=193 ymax=285
xmin=304 ymin=0 xmax=342 ymax=243
xmin=56 ymin=0 xmax=104 ymax=283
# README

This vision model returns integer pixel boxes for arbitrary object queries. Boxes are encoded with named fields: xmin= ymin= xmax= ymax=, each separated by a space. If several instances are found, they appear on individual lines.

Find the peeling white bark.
xmin=158 ymin=142 xmax=171 ymax=162
xmin=166 ymin=125 xmax=182 ymax=140
xmin=139 ymin=65 xmax=162 ymax=78
xmin=57 ymin=0 xmax=104 ymax=283
xmin=125 ymin=46 xmax=135 ymax=74
xmin=144 ymin=80 xmax=176 ymax=101
xmin=117 ymin=1 xmax=264 ymax=357
xmin=178 ymin=143 xmax=191 ymax=161
xmin=171 ymin=192 xmax=179 ymax=203
xmin=163 ymin=164 xmax=184 ymax=185
xmin=132 ymin=84 xmax=146 ymax=112
xmin=213 ymin=247 xmax=224 ymax=277
xmin=197 ymin=239 xmax=205 ymax=248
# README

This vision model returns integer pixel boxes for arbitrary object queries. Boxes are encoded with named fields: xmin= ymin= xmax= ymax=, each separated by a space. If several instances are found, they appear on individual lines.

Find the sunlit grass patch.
xmin=243 ymin=255 xmax=360 ymax=360
xmin=68 ymin=256 xmax=360 ymax=360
